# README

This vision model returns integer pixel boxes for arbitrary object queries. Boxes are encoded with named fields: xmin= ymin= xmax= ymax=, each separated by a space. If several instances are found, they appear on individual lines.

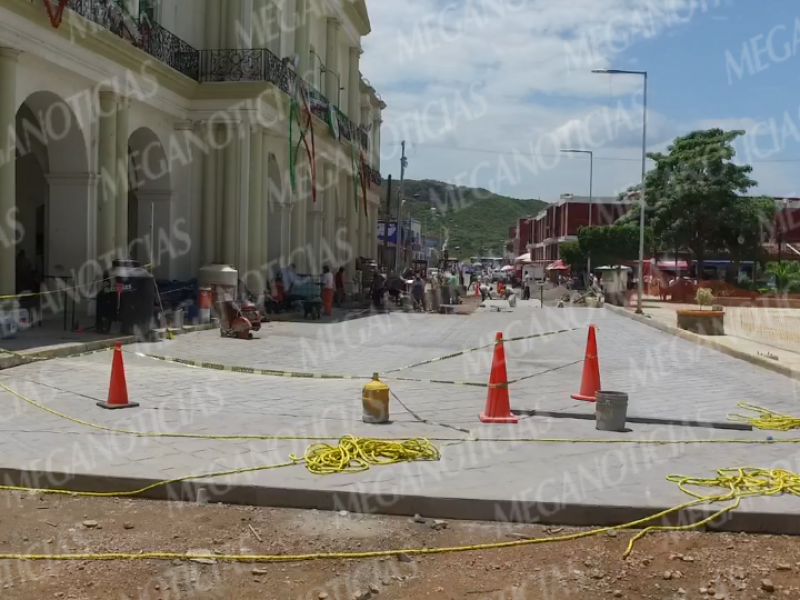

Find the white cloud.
xmin=360 ymin=0 xmax=797 ymax=200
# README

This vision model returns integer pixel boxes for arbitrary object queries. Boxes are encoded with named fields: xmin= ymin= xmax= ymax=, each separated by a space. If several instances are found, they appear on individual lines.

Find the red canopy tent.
xmin=546 ymin=259 xmax=569 ymax=271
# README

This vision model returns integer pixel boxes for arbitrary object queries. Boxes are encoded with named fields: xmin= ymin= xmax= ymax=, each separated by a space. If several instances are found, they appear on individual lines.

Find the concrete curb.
xmin=0 ymin=466 xmax=794 ymax=535
xmin=0 ymin=323 xmax=217 ymax=371
xmin=604 ymin=304 xmax=800 ymax=381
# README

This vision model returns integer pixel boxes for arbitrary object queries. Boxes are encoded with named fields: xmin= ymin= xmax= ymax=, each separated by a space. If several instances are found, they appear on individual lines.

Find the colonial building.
xmin=0 ymin=0 xmax=383 ymax=298
xmin=529 ymin=194 xmax=632 ymax=262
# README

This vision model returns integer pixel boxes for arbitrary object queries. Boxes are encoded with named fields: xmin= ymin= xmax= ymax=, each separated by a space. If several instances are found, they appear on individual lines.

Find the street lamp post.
xmin=560 ymin=149 xmax=593 ymax=276
xmin=592 ymin=68 xmax=648 ymax=314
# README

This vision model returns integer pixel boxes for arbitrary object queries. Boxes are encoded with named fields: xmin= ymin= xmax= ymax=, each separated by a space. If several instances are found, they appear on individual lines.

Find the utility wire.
xmin=385 ymin=141 xmax=800 ymax=165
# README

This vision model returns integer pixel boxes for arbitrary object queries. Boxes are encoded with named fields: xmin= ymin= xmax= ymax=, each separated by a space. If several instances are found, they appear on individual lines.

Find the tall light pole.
xmin=560 ymin=149 xmax=593 ymax=276
xmin=592 ymin=68 xmax=648 ymax=314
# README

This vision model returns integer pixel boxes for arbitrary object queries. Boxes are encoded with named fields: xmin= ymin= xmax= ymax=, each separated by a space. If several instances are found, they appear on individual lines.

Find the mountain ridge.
xmin=385 ymin=178 xmax=547 ymax=259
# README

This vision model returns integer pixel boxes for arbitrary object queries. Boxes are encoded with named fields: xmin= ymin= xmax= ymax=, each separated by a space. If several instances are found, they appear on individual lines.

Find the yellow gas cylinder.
xmin=362 ymin=373 xmax=390 ymax=423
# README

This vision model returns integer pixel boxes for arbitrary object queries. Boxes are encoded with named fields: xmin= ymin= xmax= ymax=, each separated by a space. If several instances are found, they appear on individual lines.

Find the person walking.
xmin=523 ymin=273 xmax=531 ymax=300
xmin=334 ymin=266 xmax=346 ymax=307
xmin=449 ymin=270 xmax=460 ymax=304
xmin=321 ymin=266 xmax=334 ymax=316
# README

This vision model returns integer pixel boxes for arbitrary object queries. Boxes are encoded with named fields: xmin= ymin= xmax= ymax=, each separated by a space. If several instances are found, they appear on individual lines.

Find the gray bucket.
xmin=595 ymin=391 xmax=629 ymax=432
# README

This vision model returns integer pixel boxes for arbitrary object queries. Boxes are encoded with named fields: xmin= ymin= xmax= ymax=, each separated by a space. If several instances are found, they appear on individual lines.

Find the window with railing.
xmin=140 ymin=0 xmax=155 ymax=20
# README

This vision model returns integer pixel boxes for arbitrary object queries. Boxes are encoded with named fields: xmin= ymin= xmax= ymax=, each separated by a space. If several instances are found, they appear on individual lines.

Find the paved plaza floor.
xmin=1 ymin=305 xmax=800 ymax=532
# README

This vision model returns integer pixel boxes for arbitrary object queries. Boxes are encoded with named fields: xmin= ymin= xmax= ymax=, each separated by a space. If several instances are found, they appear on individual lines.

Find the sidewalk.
xmin=607 ymin=299 xmax=800 ymax=380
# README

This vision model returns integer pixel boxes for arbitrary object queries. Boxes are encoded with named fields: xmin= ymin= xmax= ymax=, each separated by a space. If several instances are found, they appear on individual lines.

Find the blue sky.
xmin=360 ymin=0 xmax=800 ymax=201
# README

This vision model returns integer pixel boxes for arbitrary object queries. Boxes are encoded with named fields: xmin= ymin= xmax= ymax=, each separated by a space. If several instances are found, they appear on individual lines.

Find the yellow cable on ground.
xmin=0 ymin=467 xmax=791 ymax=562
xmin=728 ymin=402 xmax=800 ymax=431
xmin=0 ymin=435 xmax=440 ymax=497
xmin=2 ymin=378 xmax=800 ymax=445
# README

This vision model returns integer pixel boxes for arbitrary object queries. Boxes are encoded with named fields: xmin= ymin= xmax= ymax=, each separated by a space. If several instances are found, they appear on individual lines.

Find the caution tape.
xmin=384 ymin=328 xmax=579 ymax=373
xmin=3 ymin=376 xmax=800 ymax=445
xmin=133 ymin=352 xmax=364 ymax=381
xmin=125 ymin=327 xmax=582 ymax=387
xmin=0 ymin=263 xmax=153 ymax=301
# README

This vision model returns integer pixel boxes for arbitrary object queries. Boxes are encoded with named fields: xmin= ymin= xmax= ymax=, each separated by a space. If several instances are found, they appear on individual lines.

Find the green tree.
xmin=617 ymin=129 xmax=765 ymax=275
xmin=560 ymin=241 xmax=585 ymax=268
xmin=567 ymin=224 xmax=644 ymax=269
xmin=765 ymin=261 xmax=800 ymax=293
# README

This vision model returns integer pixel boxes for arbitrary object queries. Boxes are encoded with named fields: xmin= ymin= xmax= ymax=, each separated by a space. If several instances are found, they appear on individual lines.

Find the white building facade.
xmin=0 ymin=0 xmax=384 ymax=297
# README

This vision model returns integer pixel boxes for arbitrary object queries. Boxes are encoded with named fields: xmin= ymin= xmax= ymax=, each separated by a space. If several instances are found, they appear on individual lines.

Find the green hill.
xmin=387 ymin=179 xmax=547 ymax=259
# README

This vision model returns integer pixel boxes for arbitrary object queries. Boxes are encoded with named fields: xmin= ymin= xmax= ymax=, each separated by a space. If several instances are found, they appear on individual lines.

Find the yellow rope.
xmin=728 ymin=402 xmax=800 ymax=431
xmin=0 ymin=435 xmax=440 ymax=499
xmin=296 ymin=435 xmax=440 ymax=475
xmin=0 ymin=467 xmax=792 ymax=562
xmin=3 ymin=379 xmax=800 ymax=446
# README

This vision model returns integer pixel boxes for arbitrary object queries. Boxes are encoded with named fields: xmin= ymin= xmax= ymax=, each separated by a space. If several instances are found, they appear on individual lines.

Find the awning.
xmin=515 ymin=252 xmax=532 ymax=264
xmin=546 ymin=260 xmax=569 ymax=271
xmin=656 ymin=260 xmax=689 ymax=270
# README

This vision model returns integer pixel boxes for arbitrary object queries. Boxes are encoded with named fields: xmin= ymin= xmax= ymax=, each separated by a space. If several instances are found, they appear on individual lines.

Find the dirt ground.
xmin=0 ymin=493 xmax=799 ymax=599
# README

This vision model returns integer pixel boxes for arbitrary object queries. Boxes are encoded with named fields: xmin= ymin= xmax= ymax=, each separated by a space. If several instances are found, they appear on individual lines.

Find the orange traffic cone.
xmin=479 ymin=332 xmax=518 ymax=423
xmin=572 ymin=325 xmax=601 ymax=402
xmin=97 ymin=342 xmax=139 ymax=410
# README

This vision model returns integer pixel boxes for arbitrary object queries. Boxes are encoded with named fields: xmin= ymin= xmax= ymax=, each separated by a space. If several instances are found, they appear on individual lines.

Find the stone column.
xmin=97 ymin=91 xmax=118 ymax=263
xmin=260 ymin=132 xmax=270 ymax=281
xmin=124 ymin=0 xmax=140 ymax=18
xmin=279 ymin=203 xmax=292 ymax=269
xmin=225 ymin=0 xmax=242 ymax=48
xmin=372 ymin=115 xmax=381 ymax=169
xmin=237 ymin=125 xmax=250 ymax=271
xmin=115 ymin=95 xmax=129 ymax=258
xmin=0 ymin=49 xmax=18 ymax=296
xmin=201 ymin=123 xmax=217 ymax=266
xmin=348 ymin=47 xmax=360 ymax=124
xmin=306 ymin=208 xmax=322 ymax=273
xmin=325 ymin=18 xmax=340 ymax=106
xmin=239 ymin=0 xmax=253 ymax=49
xmin=371 ymin=204 xmax=379 ymax=258
xmin=336 ymin=217 xmax=347 ymax=271
xmin=214 ymin=125 xmax=225 ymax=255
xmin=322 ymin=164 xmax=336 ymax=267
xmin=222 ymin=123 xmax=239 ymax=266
xmin=252 ymin=0 xmax=266 ymax=46
xmin=295 ymin=0 xmax=311 ymax=81
xmin=206 ymin=0 xmax=221 ymax=49
xmin=247 ymin=126 xmax=263 ymax=289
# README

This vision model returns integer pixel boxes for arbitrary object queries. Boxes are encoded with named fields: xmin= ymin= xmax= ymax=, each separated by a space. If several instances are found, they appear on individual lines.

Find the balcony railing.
xmin=362 ymin=164 xmax=382 ymax=188
xmin=356 ymin=126 xmax=369 ymax=151
xmin=67 ymin=0 xmax=199 ymax=79
xmin=336 ymin=108 xmax=353 ymax=142
xmin=139 ymin=19 xmax=199 ymax=80
xmin=197 ymin=49 xmax=297 ymax=95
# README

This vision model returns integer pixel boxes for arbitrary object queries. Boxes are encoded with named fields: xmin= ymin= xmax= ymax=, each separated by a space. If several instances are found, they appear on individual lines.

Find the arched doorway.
xmin=15 ymin=91 xmax=90 ymax=291
xmin=127 ymin=127 xmax=172 ymax=279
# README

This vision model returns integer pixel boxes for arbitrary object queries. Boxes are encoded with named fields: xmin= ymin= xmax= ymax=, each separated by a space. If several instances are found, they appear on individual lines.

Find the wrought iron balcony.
xmin=67 ymin=0 xmax=129 ymax=37
xmin=357 ymin=126 xmax=369 ymax=151
xmin=362 ymin=164 xmax=382 ymax=188
xmin=67 ymin=0 xmax=199 ymax=80
xmin=197 ymin=49 xmax=297 ymax=95
xmin=138 ymin=19 xmax=199 ymax=80
xmin=307 ymin=87 xmax=330 ymax=122
xmin=336 ymin=109 xmax=353 ymax=142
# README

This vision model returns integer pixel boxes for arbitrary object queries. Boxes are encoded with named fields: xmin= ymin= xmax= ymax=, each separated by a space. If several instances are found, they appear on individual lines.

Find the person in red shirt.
xmin=334 ymin=267 xmax=345 ymax=307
